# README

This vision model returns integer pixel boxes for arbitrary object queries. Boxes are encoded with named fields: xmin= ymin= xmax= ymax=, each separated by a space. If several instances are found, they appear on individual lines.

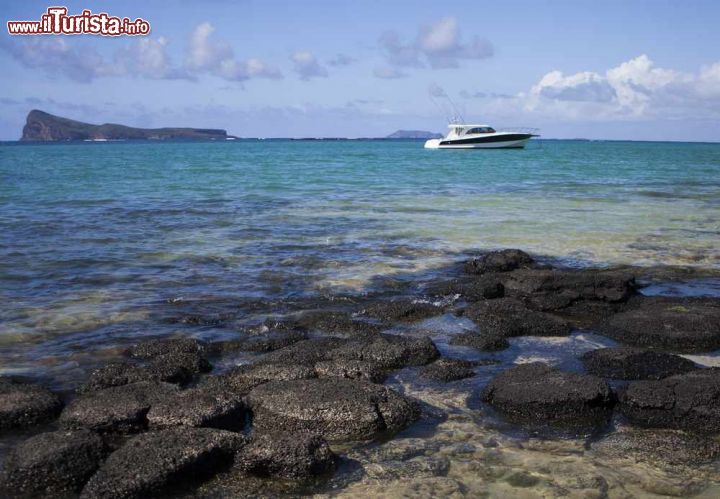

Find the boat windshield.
xmin=466 ymin=127 xmax=495 ymax=134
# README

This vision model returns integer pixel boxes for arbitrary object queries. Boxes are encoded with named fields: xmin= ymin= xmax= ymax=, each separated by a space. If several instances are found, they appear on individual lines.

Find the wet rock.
xmin=364 ymin=455 xmax=451 ymax=480
xmin=481 ymin=363 xmax=614 ymax=426
xmin=0 ymin=430 xmax=104 ymax=496
xmin=79 ymin=360 xmax=193 ymax=393
xmin=128 ymin=337 xmax=206 ymax=359
xmin=419 ymin=358 xmax=477 ymax=382
xmin=598 ymin=299 xmax=720 ymax=353
xmin=247 ymin=378 xmax=420 ymax=441
xmin=260 ymin=337 xmax=350 ymax=365
xmin=359 ymin=300 xmax=444 ymax=322
xmin=314 ymin=359 xmax=388 ymax=383
xmin=503 ymin=268 xmax=636 ymax=310
xmin=0 ymin=378 xmax=63 ymax=431
xmin=619 ymin=369 xmax=720 ymax=433
xmin=581 ymin=347 xmax=698 ymax=380
xmin=293 ymin=310 xmax=384 ymax=338
xmin=327 ymin=334 xmax=440 ymax=368
xmin=60 ymin=381 xmax=178 ymax=433
xmin=235 ymin=432 xmax=336 ymax=479
xmin=450 ymin=331 xmax=509 ymax=352
xmin=464 ymin=298 xmax=572 ymax=337
xmin=147 ymin=387 xmax=245 ymax=431
xmin=465 ymin=249 xmax=534 ymax=274
xmin=428 ymin=275 xmax=505 ymax=301
xmin=594 ymin=427 xmax=720 ymax=466
xmin=211 ymin=330 xmax=308 ymax=354
xmin=80 ymin=427 xmax=244 ymax=498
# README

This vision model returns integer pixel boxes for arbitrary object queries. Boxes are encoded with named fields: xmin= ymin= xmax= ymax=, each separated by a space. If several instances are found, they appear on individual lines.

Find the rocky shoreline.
xmin=1 ymin=249 xmax=720 ymax=497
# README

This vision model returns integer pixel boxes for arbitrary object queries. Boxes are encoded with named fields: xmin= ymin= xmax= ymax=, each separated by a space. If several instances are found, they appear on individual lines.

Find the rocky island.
xmin=385 ymin=129 xmax=443 ymax=139
xmin=20 ymin=110 xmax=234 ymax=142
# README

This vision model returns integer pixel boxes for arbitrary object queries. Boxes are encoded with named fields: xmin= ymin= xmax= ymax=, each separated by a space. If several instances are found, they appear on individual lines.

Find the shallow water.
xmin=2 ymin=139 xmax=720 ymax=496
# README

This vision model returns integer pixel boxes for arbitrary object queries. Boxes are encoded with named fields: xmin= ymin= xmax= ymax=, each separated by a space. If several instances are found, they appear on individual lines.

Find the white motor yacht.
xmin=424 ymin=124 xmax=538 ymax=149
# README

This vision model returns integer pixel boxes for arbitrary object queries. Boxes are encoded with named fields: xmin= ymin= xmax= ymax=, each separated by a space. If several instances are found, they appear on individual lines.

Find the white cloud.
xmin=291 ymin=51 xmax=328 ymax=80
xmin=379 ymin=17 xmax=493 ymax=72
xmin=526 ymin=55 xmax=720 ymax=120
xmin=187 ymin=22 xmax=282 ymax=81
xmin=115 ymin=37 xmax=191 ymax=80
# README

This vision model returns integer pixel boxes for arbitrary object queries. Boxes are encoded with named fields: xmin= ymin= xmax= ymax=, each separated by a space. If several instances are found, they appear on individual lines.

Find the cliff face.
xmin=21 ymin=110 xmax=231 ymax=141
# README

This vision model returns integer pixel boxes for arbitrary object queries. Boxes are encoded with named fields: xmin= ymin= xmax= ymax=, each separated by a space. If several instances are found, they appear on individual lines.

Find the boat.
xmin=424 ymin=124 xmax=538 ymax=149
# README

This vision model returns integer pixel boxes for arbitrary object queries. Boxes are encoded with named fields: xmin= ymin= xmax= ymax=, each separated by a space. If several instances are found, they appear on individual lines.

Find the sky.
xmin=1 ymin=0 xmax=719 ymax=141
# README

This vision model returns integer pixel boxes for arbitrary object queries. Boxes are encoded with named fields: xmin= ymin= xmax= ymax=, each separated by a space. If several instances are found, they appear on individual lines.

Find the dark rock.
xmin=260 ymin=338 xmax=350 ymax=365
xmin=327 ymin=334 xmax=440 ymax=368
xmin=619 ymin=369 xmax=720 ymax=433
xmin=80 ymin=427 xmax=244 ymax=498
xmin=594 ymin=427 xmax=720 ymax=466
xmin=314 ymin=359 xmax=387 ymax=383
xmin=428 ymin=275 xmax=505 ymax=301
xmin=0 ymin=430 xmax=104 ymax=496
xmin=60 ymin=382 xmax=178 ymax=433
xmin=0 ymin=378 xmax=63 ymax=431
xmin=450 ymin=331 xmax=509 ymax=352
xmin=359 ymin=300 xmax=444 ymax=322
xmin=465 ymin=249 xmax=534 ymax=274
xmin=147 ymin=387 xmax=245 ymax=431
xmin=152 ymin=351 xmax=212 ymax=374
xmin=79 ymin=360 xmax=192 ymax=393
xmin=211 ymin=330 xmax=308 ymax=354
xmin=481 ymin=363 xmax=614 ymax=426
xmin=581 ymin=347 xmax=698 ymax=380
xmin=502 ymin=268 xmax=636 ymax=310
xmin=598 ymin=299 xmax=720 ymax=353
xmin=464 ymin=298 xmax=571 ymax=337
xmin=128 ymin=337 xmax=206 ymax=359
xmin=247 ymin=378 xmax=420 ymax=441
xmin=420 ymin=358 xmax=477 ymax=382
xmin=293 ymin=310 xmax=384 ymax=338
xmin=235 ymin=432 xmax=336 ymax=479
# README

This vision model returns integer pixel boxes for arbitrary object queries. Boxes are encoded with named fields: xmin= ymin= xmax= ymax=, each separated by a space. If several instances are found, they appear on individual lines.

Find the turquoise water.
xmin=1 ymin=139 xmax=719 ymax=375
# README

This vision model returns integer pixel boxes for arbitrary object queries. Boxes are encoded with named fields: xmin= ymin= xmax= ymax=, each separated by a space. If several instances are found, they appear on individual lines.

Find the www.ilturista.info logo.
xmin=7 ymin=7 xmax=150 ymax=36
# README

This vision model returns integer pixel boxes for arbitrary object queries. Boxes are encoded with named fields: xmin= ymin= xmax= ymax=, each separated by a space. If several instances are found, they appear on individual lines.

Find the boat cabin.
xmin=446 ymin=125 xmax=496 ymax=139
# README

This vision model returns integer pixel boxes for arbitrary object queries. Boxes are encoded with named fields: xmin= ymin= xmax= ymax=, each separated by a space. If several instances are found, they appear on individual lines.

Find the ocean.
xmin=2 ymin=138 xmax=720 ymax=496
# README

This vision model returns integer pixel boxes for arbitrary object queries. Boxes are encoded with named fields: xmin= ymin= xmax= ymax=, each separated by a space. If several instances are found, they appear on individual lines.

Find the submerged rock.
xmin=598 ymin=299 xmax=720 ymax=353
xmin=419 ymin=358 xmax=477 ymax=382
xmin=247 ymin=378 xmax=420 ymax=441
xmin=465 ymin=249 xmax=534 ymax=274
xmin=594 ymin=427 xmax=720 ymax=466
xmin=619 ymin=369 xmax=720 ymax=433
xmin=60 ymin=381 xmax=178 ymax=433
xmin=147 ymin=387 xmax=246 ymax=431
xmin=128 ymin=337 xmax=206 ymax=359
xmin=481 ymin=362 xmax=614 ymax=426
xmin=80 ymin=427 xmax=244 ymax=498
xmin=428 ymin=275 xmax=505 ymax=301
xmin=235 ymin=432 xmax=336 ymax=479
xmin=581 ymin=347 xmax=698 ymax=380
xmin=0 ymin=430 xmax=104 ymax=496
xmin=464 ymin=298 xmax=571 ymax=337
xmin=359 ymin=299 xmax=444 ymax=322
xmin=449 ymin=331 xmax=509 ymax=352
xmin=0 ymin=378 xmax=63 ymax=432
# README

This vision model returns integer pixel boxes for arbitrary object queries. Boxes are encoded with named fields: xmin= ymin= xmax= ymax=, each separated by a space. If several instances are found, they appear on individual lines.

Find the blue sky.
xmin=1 ymin=0 xmax=719 ymax=140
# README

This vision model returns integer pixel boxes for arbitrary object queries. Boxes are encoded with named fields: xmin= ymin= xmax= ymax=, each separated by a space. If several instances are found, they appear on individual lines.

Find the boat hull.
xmin=424 ymin=133 xmax=533 ymax=149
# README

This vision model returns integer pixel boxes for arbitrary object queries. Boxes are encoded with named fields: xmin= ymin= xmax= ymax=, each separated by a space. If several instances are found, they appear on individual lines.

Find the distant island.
xmin=385 ymin=130 xmax=443 ymax=139
xmin=21 ymin=110 xmax=234 ymax=142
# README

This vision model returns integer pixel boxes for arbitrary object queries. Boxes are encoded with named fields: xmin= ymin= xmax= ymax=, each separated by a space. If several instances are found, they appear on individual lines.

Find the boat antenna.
xmin=428 ymin=84 xmax=465 ymax=124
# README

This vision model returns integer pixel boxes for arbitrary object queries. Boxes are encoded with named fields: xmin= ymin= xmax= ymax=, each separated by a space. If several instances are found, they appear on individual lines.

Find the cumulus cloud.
xmin=187 ymin=22 xmax=282 ymax=81
xmin=114 ymin=37 xmax=191 ymax=80
xmin=291 ymin=51 xmax=329 ymax=80
xmin=526 ymin=55 xmax=720 ymax=120
xmin=0 ymin=37 xmax=113 ymax=82
xmin=378 ymin=17 xmax=493 ymax=73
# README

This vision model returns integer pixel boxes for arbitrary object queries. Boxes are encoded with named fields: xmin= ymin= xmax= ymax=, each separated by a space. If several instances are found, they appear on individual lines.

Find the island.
xmin=21 ymin=110 xmax=234 ymax=142
xmin=385 ymin=130 xmax=443 ymax=139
